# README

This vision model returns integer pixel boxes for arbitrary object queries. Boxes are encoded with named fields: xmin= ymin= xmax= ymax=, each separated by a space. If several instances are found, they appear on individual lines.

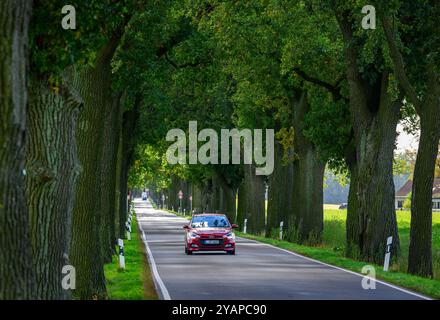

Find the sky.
xmin=395 ymin=121 xmax=419 ymax=154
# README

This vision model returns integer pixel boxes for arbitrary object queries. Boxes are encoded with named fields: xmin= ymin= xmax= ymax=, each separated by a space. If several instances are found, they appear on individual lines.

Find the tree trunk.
xmin=408 ymin=81 xmax=440 ymax=277
xmin=291 ymin=93 xmax=325 ymax=244
xmin=236 ymin=180 xmax=247 ymax=229
xmin=118 ymin=103 xmax=139 ymax=238
xmin=26 ymin=79 xmax=81 ymax=299
xmin=192 ymin=183 xmax=203 ymax=213
xmin=336 ymin=14 xmax=401 ymax=264
xmin=345 ymin=155 xmax=360 ymax=258
xmin=0 ymin=0 xmax=35 ymax=300
xmin=237 ymin=165 xmax=265 ymax=235
xmin=215 ymin=172 xmax=238 ymax=222
xmin=69 ymin=35 xmax=123 ymax=298
xmin=201 ymin=178 xmax=214 ymax=212
xmin=267 ymin=141 xmax=294 ymax=238
xmin=99 ymin=93 xmax=122 ymax=264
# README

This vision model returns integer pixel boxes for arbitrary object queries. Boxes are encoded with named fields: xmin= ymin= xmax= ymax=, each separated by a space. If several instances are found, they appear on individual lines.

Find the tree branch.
xmin=380 ymin=14 xmax=422 ymax=113
xmin=292 ymin=67 xmax=346 ymax=102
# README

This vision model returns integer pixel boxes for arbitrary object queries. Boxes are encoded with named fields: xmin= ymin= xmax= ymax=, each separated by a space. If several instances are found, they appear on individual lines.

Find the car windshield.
xmin=191 ymin=216 xmax=230 ymax=228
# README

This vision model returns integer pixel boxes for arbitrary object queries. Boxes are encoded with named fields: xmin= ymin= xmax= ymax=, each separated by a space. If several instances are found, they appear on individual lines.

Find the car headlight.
xmin=189 ymin=232 xmax=199 ymax=238
xmin=225 ymin=231 xmax=235 ymax=239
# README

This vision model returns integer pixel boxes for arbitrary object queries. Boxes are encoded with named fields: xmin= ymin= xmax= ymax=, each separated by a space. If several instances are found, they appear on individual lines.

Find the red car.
xmin=183 ymin=213 xmax=238 ymax=255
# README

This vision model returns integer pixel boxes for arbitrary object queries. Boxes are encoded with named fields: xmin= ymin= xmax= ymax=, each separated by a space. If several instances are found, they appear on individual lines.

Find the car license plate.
xmin=204 ymin=240 xmax=220 ymax=244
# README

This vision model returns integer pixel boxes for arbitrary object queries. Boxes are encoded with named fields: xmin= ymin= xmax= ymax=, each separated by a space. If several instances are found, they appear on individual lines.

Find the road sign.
xmin=178 ymin=190 xmax=183 ymax=199
xmin=189 ymin=195 xmax=192 ymax=201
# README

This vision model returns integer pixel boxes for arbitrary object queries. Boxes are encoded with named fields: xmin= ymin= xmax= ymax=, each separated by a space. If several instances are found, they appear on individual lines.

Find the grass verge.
xmin=104 ymin=214 xmax=158 ymax=300
xmin=236 ymin=231 xmax=439 ymax=299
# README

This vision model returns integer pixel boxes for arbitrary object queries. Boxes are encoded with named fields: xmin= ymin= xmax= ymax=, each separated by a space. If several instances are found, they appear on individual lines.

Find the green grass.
xmin=321 ymin=209 xmax=440 ymax=280
xmin=236 ymin=209 xmax=440 ymax=299
xmin=104 ymin=215 xmax=158 ymax=300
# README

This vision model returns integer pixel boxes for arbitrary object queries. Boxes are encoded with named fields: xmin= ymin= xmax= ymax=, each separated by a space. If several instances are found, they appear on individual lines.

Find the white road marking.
xmin=140 ymin=226 xmax=171 ymax=300
xmin=238 ymin=237 xmax=432 ymax=300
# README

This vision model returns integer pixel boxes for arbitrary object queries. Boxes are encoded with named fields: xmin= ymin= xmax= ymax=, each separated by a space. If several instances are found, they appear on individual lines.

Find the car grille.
xmin=200 ymin=238 xmax=224 ymax=247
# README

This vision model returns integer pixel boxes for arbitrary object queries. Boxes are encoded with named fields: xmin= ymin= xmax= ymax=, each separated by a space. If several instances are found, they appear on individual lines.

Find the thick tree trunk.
xmin=69 ymin=35 xmax=123 ymax=298
xmin=408 ymin=84 xmax=440 ymax=277
xmin=290 ymin=93 xmax=325 ymax=244
xmin=99 ymin=93 xmax=122 ymax=264
xmin=337 ymin=14 xmax=401 ymax=264
xmin=26 ymin=80 xmax=81 ymax=299
xmin=237 ymin=165 xmax=265 ymax=235
xmin=267 ymin=142 xmax=294 ymax=238
xmin=348 ymin=87 xmax=401 ymax=263
xmin=0 ymin=0 xmax=35 ymax=299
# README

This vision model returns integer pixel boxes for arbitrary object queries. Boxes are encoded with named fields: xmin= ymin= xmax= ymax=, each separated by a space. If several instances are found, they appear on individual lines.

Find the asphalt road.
xmin=135 ymin=199 xmax=429 ymax=300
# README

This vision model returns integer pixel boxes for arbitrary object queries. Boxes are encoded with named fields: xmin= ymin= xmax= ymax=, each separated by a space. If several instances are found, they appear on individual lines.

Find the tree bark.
xmin=336 ymin=12 xmax=401 ymax=263
xmin=0 ymin=0 xmax=35 ymax=300
xmin=69 ymin=31 xmax=124 ymax=298
xmin=191 ymin=183 xmax=203 ymax=213
xmin=99 ymin=93 xmax=122 ymax=264
xmin=118 ymin=103 xmax=139 ymax=238
xmin=408 ymin=78 xmax=440 ymax=277
xmin=26 ymin=79 xmax=81 ymax=299
xmin=291 ymin=93 xmax=325 ymax=244
xmin=237 ymin=165 xmax=265 ymax=235
xmin=215 ymin=172 xmax=238 ymax=222
xmin=267 ymin=142 xmax=294 ymax=238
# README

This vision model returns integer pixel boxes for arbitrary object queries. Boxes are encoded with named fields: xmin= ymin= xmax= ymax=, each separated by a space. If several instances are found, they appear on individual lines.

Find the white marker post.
xmin=126 ymin=222 xmax=131 ymax=240
xmin=279 ymin=221 xmax=284 ymax=240
xmin=383 ymin=236 xmax=393 ymax=271
xmin=118 ymin=239 xmax=125 ymax=269
xmin=243 ymin=218 xmax=248 ymax=234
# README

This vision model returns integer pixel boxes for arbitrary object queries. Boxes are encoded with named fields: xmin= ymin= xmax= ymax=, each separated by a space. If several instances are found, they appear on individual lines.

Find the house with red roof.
xmin=395 ymin=177 xmax=440 ymax=211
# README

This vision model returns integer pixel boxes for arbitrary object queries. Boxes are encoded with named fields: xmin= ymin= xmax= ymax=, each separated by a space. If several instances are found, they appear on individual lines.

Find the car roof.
xmin=193 ymin=213 xmax=226 ymax=216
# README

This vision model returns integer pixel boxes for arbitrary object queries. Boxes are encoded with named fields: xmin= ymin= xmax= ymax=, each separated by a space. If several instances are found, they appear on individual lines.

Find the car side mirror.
xmin=231 ymin=224 xmax=238 ymax=229
xmin=183 ymin=225 xmax=189 ymax=229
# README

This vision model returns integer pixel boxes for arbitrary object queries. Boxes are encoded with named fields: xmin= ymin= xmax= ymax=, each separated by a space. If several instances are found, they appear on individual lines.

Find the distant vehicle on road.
xmin=339 ymin=203 xmax=348 ymax=209
xmin=183 ymin=214 xmax=238 ymax=255
xmin=141 ymin=190 xmax=147 ymax=201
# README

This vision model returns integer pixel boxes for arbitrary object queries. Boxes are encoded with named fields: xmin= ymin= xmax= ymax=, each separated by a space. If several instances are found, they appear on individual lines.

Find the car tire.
xmin=227 ymin=250 xmax=235 ymax=255
xmin=185 ymin=245 xmax=192 ymax=255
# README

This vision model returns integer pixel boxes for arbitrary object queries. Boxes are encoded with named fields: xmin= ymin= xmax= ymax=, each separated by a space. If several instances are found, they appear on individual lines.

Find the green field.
xmin=322 ymin=209 xmax=440 ymax=279
xmin=104 ymin=215 xmax=158 ymax=300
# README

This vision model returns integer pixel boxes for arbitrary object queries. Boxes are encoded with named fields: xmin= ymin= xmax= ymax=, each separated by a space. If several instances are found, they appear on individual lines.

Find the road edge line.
xmin=238 ymin=237 xmax=432 ymax=300
xmin=139 ymin=225 xmax=171 ymax=300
